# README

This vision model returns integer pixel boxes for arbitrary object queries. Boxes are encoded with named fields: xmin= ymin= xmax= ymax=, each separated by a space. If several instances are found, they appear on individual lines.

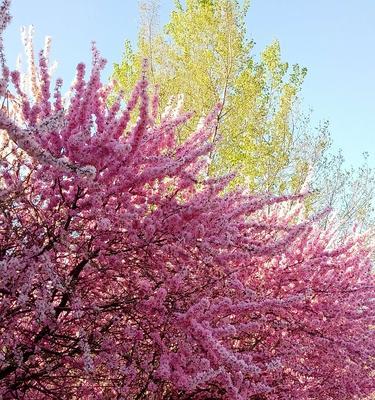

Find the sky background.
xmin=4 ymin=0 xmax=375 ymax=168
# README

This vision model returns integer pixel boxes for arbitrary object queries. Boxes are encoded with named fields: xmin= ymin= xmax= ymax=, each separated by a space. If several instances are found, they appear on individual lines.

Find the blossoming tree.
xmin=0 ymin=2 xmax=374 ymax=399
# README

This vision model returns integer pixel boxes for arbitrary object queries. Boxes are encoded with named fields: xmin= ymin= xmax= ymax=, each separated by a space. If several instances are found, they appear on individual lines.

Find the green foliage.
xmin=112 ymin=0 xmax=310 ymax=193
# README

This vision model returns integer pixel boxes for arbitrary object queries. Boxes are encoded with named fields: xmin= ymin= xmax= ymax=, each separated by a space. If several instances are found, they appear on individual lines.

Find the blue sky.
xmin=4 ymin=1 xmax=375 ymax=167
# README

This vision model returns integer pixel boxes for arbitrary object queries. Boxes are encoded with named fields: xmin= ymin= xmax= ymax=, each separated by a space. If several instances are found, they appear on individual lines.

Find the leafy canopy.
xmin=112 ymin=0 xmax=309 ymax=192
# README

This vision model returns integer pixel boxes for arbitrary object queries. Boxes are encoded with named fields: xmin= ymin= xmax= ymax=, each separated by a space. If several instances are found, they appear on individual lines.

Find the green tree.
xmin=113 ymin=0 xmax=313 ymax=192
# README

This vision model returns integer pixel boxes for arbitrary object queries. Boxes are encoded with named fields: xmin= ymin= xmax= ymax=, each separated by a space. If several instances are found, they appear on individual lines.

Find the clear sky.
xmin=4 ymin=0 xmax=375 ymax=167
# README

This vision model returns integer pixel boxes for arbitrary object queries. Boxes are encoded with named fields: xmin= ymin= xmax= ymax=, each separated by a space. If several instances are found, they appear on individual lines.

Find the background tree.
xmin=290 ymin=111 xmax=375 ymax=236
xmin=0 ymin=2 xmax=374 ymax=398
xmin=113 ymin=0 xmax=312 ymax=193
